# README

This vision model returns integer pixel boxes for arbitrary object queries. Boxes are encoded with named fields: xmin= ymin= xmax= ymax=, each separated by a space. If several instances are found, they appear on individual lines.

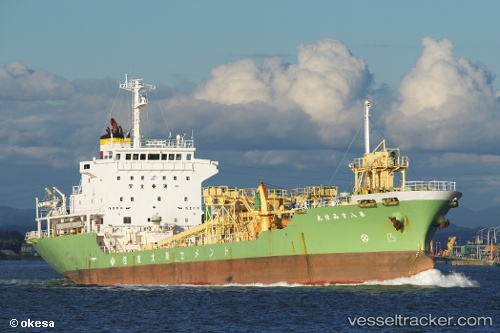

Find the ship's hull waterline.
xmin=61 ymin=251 xmax=433 ymax=285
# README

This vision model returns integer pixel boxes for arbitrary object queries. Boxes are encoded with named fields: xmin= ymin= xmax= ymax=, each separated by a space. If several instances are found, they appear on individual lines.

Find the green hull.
xmin=32 ymin=196 xmax=456 ymax=285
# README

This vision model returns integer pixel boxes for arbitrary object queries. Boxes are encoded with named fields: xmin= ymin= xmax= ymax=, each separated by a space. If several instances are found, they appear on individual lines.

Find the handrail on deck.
xmin=405 ymin=180 xmax=456 ymax=191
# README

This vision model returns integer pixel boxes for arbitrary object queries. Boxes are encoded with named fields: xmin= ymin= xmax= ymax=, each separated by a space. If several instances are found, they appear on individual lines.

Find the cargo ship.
xmin=26 ymin=75 xmax=462 ymax=285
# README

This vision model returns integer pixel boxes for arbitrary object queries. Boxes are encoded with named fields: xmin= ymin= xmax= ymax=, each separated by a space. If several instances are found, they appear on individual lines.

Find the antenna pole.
xmin=364 ymin=100 xmax=371 ymax=155
xmin=119 ymin=75 xmax=156 ymax=148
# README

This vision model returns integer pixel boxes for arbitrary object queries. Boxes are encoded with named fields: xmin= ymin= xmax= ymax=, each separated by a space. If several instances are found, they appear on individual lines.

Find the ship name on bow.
xmin=316 ymin=211 xmax=367 ymax=222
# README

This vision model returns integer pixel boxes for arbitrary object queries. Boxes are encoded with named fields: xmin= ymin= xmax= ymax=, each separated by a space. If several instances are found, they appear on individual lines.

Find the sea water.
xmin=0 ymin=260 xmax=497 ymax=332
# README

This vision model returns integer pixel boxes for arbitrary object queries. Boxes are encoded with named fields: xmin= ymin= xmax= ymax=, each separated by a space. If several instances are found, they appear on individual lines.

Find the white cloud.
xmin=286 ymin=39 xmax=370 ymax=121
xmin=194 ymin=59 xmax=270 ymax=104
xmin=0 ymin=64 xmax=120 ymax=167
xmin=194 ymin=38 xmax=373 ymax=143
xmin=2 ymin=36 xmax=500 ymax=210
xmin=0 ymin=145 xmax=72 ymax=168
xmin=385 ymin=37 xmax=500 ymax=151
xmin=157 ymin=97 xmax=319 ymax=150
xmin=4 ymin=37 xmax=499 ymax=164
xmin=0 ymin=62 xmax=75 ymax=100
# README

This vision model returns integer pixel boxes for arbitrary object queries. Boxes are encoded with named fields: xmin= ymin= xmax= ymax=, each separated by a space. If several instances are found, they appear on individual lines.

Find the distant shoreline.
xmin=0 ymin=255 xmax=43 ymax=261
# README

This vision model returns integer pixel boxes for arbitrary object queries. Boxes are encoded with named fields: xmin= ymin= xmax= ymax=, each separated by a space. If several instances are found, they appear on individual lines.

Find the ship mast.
xmin=119 ymin=74 xmax=157 ymax=148
xmin=350 ymin=100 xmax=409 ymax=194
xmin=364 ymin=100 xmax=370 ymax=155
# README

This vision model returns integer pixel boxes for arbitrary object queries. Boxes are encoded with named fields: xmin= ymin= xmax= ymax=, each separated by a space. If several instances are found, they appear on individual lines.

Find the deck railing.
xmin=143 ymin=138 xmax=194 ymax=148
xmin=405 ymin=180 xmax=456 ymax=191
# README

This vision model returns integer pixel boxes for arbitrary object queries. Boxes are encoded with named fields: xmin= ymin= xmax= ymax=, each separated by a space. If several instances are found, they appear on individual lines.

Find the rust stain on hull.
xmin=64 ymin=251 xmax=434 ymax=286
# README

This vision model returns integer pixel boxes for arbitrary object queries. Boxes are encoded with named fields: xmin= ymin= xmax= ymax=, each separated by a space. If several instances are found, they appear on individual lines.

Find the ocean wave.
xmin=0 ymin=278 xmax=67 ymax=286
xmin=361 ymin=269 xmax=479 ymax=288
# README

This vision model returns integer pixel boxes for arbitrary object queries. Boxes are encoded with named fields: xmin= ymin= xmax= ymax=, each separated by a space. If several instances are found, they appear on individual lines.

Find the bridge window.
xmin=176 ymin=154 xmax=181 ymax=160
xmin=149 ymin=153 xmax=160 ymax=160
xmin=140 ymin=154 xmax=146 ymax=160
xmin=123 ymin=217 xmax=131 ymax=224
xmin=169 ymin=154 xmax=174 ymax=160
xmin=157 ymin=196 xmax=161 ymax=201
xmin=187 ymin=154 xmax=192 ymax=160
xmin=84 ymin=164 xmax=91 ymax=170
xmin=126 ymin=154 xmax=131 ymax=160
xmin=133 ymin=154 xmax=139 ymax=160
xmin=116 ymin=153 xmax=121 ymax=160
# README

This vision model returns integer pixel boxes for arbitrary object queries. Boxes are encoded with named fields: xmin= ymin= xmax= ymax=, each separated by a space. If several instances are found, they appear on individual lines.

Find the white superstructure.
xmin=33 ymin=75 xmax=218 ymax=252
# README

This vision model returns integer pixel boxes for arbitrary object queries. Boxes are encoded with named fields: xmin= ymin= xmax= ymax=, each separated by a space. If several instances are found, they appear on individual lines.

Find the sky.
xmin=1 ymin=0 xmax=500 ymax=213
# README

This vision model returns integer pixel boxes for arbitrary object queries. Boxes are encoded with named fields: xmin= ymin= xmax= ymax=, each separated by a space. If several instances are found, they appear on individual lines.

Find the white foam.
xmin=0 ymin=278 xmax=66 ymax=286
xmin=114 ymin=281 xmax=303 ymax=289
xmin=220 ymin=269 xmax=479 ymax=288
xmin=361 ymin=269 xmax=479 ymax=288
xmin=108 ymin=269 xmax=479 ymax=289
